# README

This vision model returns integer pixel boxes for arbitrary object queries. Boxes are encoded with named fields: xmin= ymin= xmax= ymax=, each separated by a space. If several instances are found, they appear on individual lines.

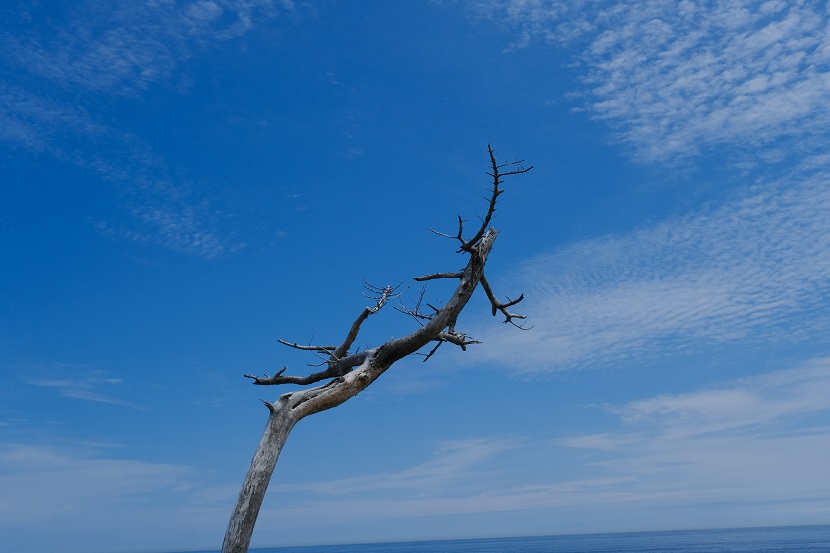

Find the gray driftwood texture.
xmin=222 ymin=146 xmax=532 ymax=553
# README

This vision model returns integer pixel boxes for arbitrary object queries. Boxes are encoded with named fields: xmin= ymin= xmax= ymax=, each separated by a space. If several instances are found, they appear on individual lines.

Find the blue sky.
xmin=2 ymin=1 xmax=830 ymax=552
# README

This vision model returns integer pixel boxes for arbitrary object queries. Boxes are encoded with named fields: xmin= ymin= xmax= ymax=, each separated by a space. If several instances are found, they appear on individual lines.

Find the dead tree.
xmin=222 ymin=146 xmax=532 ymax=553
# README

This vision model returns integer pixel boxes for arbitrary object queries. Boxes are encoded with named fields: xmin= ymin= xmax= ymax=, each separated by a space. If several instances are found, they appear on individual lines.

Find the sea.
xmin=193 ymin=525 xmax=830 ymax=553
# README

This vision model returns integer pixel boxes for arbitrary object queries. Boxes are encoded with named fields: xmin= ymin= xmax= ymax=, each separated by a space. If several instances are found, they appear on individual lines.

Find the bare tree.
xmin=222 ymin=146 xmax=533 ymax=553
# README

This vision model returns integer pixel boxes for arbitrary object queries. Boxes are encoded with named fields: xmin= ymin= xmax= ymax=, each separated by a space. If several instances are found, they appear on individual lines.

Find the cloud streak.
xmin=0 ymin=0 xmax=287 ymax=256
xmin=559 ymin=358 xmax=830 ymax=513
xmin=0 ymin=443 xmax=232 ymax=553
xmin=612 ymin=357 xmax=830 ymax=435
xmin=4 ymin=0 xmax=284 ymax=95
xmin=0 ymin=81 xmax=237 ymax=257
xmin=0 ymin=444 xmax=190 ymax=524
xmin=257 ymin=360 xmax=830 ymax=539
xmin=27 ymin=369 xmax=141 ymax=408
xmin=275 ymin=438 xmax=521 ymax=497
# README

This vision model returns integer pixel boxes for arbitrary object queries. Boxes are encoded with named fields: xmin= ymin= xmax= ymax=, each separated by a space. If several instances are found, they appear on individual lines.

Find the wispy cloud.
xmin=27 ymin=369 xmax=141 ymax=408
xmin=605 ymin=357 xmax=830 ymax=438
xmin=0 ymin=82 xmax=236 ymax=257
xmin=0 ymin=0 xmax=287 ymax=256
xmin=0 ymin=443 xmax=230 ymax=553
xmin=558 ymin=358 xmax=830 ymax=512
xmin=261 ymin=476 xmax=644 ymax=536
xmin=3 ymin=0 xmax=284 ymax=95
xmin=464 ymin=1 xmax=830 ymax=163
xmin=464 ymin=163 xmax=830 ymax=372
xmin=275 ymin=438 xmax=521 ymax=497
xmin=256 ymin=360 xmax=830 ymax=539
xmin=0 ymin=444 xmax=190 ymax=522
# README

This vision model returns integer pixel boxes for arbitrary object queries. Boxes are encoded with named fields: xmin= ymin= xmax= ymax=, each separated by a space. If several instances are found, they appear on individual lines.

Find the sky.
xmin=2 ymin=1 xmax=830 ymax=552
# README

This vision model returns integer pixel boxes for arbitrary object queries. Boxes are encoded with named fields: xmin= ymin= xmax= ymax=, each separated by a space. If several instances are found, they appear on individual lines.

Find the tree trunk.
xmin=222 ymin=354 xmax=385 ymax=553
xmin=221 ymin=395 xmax=298 ymax=553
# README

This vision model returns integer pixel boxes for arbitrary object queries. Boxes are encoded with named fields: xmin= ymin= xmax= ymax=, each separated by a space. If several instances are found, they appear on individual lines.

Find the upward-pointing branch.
xmin=460 ymin=144 xmax=533 ymax=252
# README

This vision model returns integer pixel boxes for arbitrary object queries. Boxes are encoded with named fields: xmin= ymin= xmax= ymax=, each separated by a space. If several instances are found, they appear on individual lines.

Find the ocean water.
xmin=210 ymin=525 xmax=830 ymax=553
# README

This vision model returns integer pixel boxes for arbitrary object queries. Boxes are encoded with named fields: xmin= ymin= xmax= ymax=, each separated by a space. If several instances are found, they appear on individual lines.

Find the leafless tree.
xmin=222 ymin=146 xmax=533 ymax=553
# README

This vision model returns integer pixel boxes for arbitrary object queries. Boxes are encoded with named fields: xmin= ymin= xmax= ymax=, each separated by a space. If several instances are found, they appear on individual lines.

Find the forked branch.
xmin=244 ymin=283 xmax=398 ymax=386
xmin=243 ymin=352 xmax=369 ymax=386
xmin=480 ymin=274 xmax=529 ymax=328
xmin=246 ymin=146 xmax=530 ymax=387
xmin=333 ymin=283 xmax=399 ymax=359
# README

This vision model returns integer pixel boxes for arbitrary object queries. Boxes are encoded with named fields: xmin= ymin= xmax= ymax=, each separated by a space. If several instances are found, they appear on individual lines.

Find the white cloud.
xmin=26 ymin=369 xmax=141 ymax=408
xmin=0 ymin=82 xmax=235 ymax=256
xmin=3 ymin=0 xmax=281 ymax=94
xmin=0 ymin=0 xmax=280 ymax=257
xmin=610 ymin=357 xmax=830 ymax=435
xmin=466 ymin=1 xmax=830 ymax=163
xmin=0 ymin=85 xmax=108 ymax=152
xmin=556 ymin=358 xmax=830 ymax=514
xmin=464 ymin=164 xmax=830 ymax=372
xmin=275 ymin=437 xmax=521 ymax=497
xmin=0 ymin=443 xmax=230 ymax=553
xmin=254 ymin=360 xmax=830 ymax=541
xmin=0 ymin=444 xmax=189 ymax=523
xmin=0 ymin=85 xmax=235 ymax=257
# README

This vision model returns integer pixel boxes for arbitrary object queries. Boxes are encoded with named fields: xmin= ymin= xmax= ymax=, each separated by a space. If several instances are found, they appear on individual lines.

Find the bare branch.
xmin=427 ymin=214 xmax=466 ymax=247
xmin=332 ymin=283 xmax=397 ymax=360
xmin=427 ymin=227 xmax=457 ymax=239
xmin=395 ymin=305 xmax=430 ymax=323
xmin=244 ymin=353 xmax=369 ymax=386
xmin=418 ymin=329 xmax=481 ymax=363
xmin=460 ymin=145 xmax=533 ymax=251
xmin=395 ymin=287 xmax=433 ymax=326
xmin=362 ymin=281 xmax=401 ymax=300
xmin=419 ymin=340 xmax=443 ymax=362
xmin=495 ymin=156 xmax=534 ymax=175
xmin=277 ymin=340 xmax=337 ymax=353
xmin=414 ymin=271 xmax=463 ymax=281
xmin=437 ymin=331 xmax=480 ymax=350
xmin=480 ymin=273 xmax=527 ymax=326
xmin=260 ymin=146 xmax=532 ymax=383
xmin=396 ymin=309 xmax=428 ymax=325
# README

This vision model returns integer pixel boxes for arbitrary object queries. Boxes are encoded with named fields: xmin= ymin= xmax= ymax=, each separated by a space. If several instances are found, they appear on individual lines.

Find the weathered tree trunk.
xmin=222 ymin=146 xmax=531 ymax=553
xmin=221 ymin=396 xmax=298 ymax=553
xmin=221 ymin=351 xmax=387 ymax=553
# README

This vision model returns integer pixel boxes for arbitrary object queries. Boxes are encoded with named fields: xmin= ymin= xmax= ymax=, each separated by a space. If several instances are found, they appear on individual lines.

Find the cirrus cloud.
xmin=465 ymin=0 xmax=830 ymax=163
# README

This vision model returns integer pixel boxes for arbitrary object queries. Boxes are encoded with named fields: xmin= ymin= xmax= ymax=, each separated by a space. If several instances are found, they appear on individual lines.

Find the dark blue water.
xmin=202 ymin=525 xmax=830 ymax=553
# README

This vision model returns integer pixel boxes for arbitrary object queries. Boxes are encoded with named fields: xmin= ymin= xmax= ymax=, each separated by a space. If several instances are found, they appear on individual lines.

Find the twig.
xmin=277 ymin=340 xmax=338 ymax=352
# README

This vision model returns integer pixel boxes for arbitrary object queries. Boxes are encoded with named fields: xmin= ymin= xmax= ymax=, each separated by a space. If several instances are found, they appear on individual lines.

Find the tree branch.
xmin=480 ymin=273 xmax=528 ymax=328
xmin=332 ymin=283 xmax=397 ymax=360
xmin=460 ymin=144 xmax=533 ymax=252
xmin=414 ymin=271 xmax=464 ymax=281
xmin=277 ymin=340 xmax=337 ymax=353
xmin=243 ymin=352 xmax=369 ymax=386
